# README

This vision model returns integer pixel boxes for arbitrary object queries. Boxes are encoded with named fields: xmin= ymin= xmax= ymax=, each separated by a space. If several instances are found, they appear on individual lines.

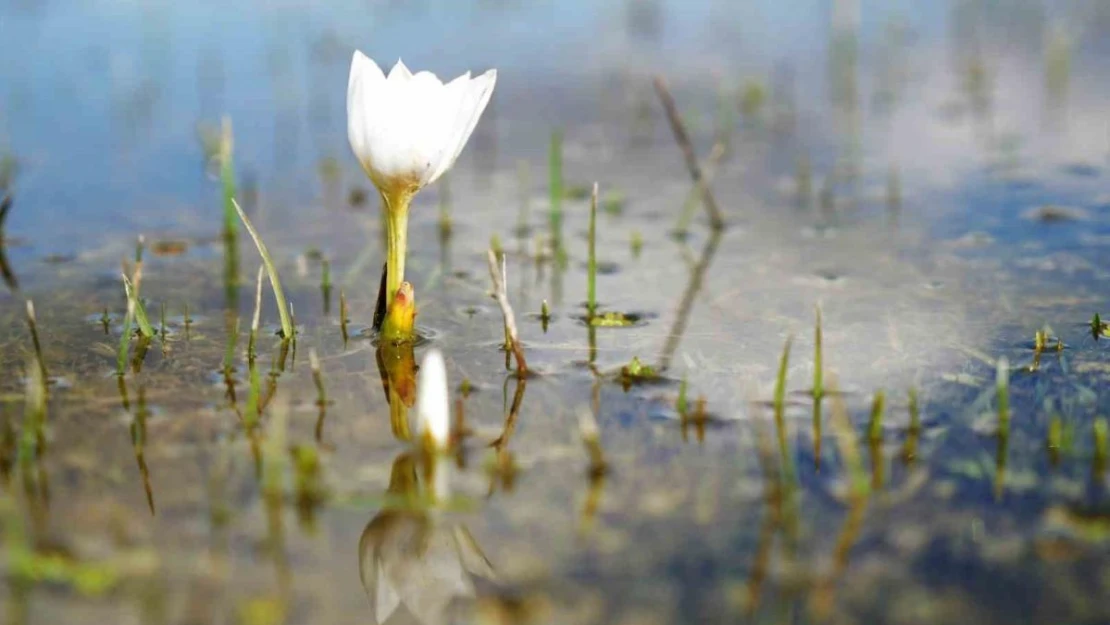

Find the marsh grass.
xmin=222 ymin=316 xmax=239 ymax=376
xmin=320 ymin=258 xmax=331 ymax=315
xmin=516 ymin=160 xmax=530 ymax=237
xmin=549 ymin=129 xmax=564 ymax=254
xmin=867 ymin=390 xmax=885 ymax=442
xmin=828 ymin=376 xmax=868 ymax=500
xmin=220 ymin=119 xmax=240 ymax=310
xmin=487 ymin=250 xmax=528 ymax=376
xmin=117 ymin=298 xmax=135 ymax=377
xmin=773 ymin=337 xmax=797 ymax=484
xmin=245 ymin=358 xmax=262 ymax=430
xmin=262 ymin=399 xmax=288 ymax=504
xmin=248 ymin=266 xmax=264 ymax=365
xmin=996 ymin=356 xmax=1010 ymax=431
xmin=587 ymin=182 xmax=598 ymax=319
xmin=233 ymin=199 xmax=293 ymax=341
xmin=653 ymin=76 xmax=725 ymax=231
xmin=24 ymin=301 xmax=46 ymax=382
xmin=540 ymin=299 xmax=551 ymax=333
xmin=339 ymin=290 xmax=349 ymax=345
xmin=121 ymin=273 xmax=154 ymax=339
xmin=901 ymin=387 xmax=920 ymax=464
xmin=812 ymin=306 xmax=824 ymax=399
xmin=673 ymin=143 xmax=725 ymax=237
xmin=130 ymin=385 xmax=154 ymax=514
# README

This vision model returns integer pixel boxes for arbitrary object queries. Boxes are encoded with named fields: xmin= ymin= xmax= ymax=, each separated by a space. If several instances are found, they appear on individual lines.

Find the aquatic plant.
xmin=540 ymin=299 xmax=551 ymax=331
xmin=320 ymin=257 xmax=331 ymax=315
xmin=117 ymin=298 xmax=135 ymax=376
xmin=24 ymin=301 xmax=46 ymax=382
xmin=773 ymin=336 xmax=796 ymax=483
xmin=248 ymin=266 xmax=264 ymax=364
xmin=813 ymin=306 xmax=824 ymax=399
xmin=416 ymin=349 xmax=451 ymax=451
xmin=901 ymin=387 xmax=920 ymax=463
xmin=549 ymin=129 xmax=563 ymax=252
xmin=220 ymin=119 xmax=240 ymax=311
xmin=996 ymin=356 xmax=1010 ymax=429
xmin=339 ymin=290 xmax=350 ymax=344
xmin=123 ymin=237 xmax=155 ymax=339
xmin=619 ymin=356 xmax=659 ymax=390
xmin=653 ymin=76 xmax=725 ymax=231
xmin=867 ymin=390 xmax=885 ymax=442
xmin=232 ymin=199 xmax=293 ymax=341
xmin=674 ymin=143 xmax=725 ymax=237
xmin=487 ymin=249 xmax=528 ymax=376
xmin=347 ymin=52 xmax=496 ymax=341
xmin=587 ymin=182 xmax=598 ymax=318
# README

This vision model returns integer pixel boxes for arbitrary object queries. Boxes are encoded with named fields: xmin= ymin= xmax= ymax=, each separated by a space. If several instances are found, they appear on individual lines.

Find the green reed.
xmin=233 ymin=199 xmax=293 ymax=341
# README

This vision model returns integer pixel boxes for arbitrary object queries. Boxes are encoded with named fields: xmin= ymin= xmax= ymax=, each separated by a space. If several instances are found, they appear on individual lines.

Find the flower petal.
xmin=388 ymin=58 xmax=412 ymax=81
xmin=426 ymin=69 xmax=497 ymax=185
xmin=347 ymin=51 xmax=385 ymax=174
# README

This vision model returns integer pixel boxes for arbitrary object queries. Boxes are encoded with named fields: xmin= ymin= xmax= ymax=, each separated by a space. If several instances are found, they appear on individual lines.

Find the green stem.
xmin=232 ymin=199 xmax=293 ymax=341
xmin=383 ymin=194 xmax=410 ymax=308
xmin=587 ymin=183 xmax=598 ymax=318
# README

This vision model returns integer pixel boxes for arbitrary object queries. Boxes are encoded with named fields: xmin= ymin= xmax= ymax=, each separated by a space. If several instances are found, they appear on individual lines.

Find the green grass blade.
xmin=233 ymin=199 xmax=293 ymax=341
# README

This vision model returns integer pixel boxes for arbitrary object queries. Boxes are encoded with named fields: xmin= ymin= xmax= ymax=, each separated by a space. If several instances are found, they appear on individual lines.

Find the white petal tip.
xmin=417 ymin=349 xmax=451 ymax=449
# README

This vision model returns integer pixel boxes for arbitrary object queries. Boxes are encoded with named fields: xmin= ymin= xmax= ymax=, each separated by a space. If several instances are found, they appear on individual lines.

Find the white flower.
xmin=416 ymin=349 xmax=451 ymax=449
xmin=347 ymin=51 xmax=497 ymax=194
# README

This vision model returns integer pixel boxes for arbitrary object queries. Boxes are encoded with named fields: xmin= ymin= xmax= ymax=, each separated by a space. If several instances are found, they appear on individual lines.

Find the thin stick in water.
xmin=653 ymin=76 xmax=725 ymax=231
xmin=487 ymin=250 xmax=528 ymax=377
xmin=674 ymin=143 xmax=725 ymax=236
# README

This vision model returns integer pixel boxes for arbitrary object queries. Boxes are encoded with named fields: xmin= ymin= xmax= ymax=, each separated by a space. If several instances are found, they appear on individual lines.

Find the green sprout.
xmin=867 ymin=390 xmax=885 ymax=442
xmin=587 ymin=182 xmax=598 ymax=319
xmin=233 ymin=199 xmax=293 ymax=341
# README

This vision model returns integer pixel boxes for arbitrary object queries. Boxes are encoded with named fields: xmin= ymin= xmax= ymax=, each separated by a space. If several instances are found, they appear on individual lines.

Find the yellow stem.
xmin=380 ymin=189 xmax=417 ymax=342
xmin=382 ymin=191 xmax=410 ymax=307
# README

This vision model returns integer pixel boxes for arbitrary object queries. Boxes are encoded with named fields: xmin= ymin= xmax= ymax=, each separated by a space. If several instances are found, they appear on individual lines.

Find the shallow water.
xmin=1 ymin=1 xmax=1110 ymax=624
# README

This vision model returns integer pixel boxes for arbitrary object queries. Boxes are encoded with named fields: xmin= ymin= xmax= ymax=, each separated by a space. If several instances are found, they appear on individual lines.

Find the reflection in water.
xmin=377 ymin=344 xmax=418 ymax=441
xmin=360 ymin=453 xmax=497 ymax=625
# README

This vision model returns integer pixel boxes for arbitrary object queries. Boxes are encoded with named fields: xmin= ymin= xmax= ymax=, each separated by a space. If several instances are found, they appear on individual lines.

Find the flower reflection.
xmin=359 ymin=452 xmax=497 ymax=625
